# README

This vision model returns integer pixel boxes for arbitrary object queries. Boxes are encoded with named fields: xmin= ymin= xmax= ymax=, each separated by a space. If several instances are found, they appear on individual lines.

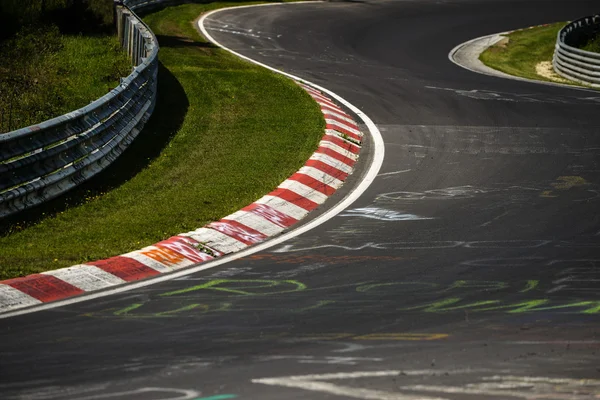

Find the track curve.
xmin=2 ymin=1 xmax=600 ymax=399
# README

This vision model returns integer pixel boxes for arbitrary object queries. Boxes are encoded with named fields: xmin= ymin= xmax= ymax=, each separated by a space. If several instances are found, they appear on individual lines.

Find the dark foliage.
xmin=0 ymin=0 xmax=115 ymax=42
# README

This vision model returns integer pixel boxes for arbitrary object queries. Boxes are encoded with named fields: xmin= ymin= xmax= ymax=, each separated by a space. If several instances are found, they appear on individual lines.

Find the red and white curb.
xmin=0 ymin=83 xmax=362 ymax=314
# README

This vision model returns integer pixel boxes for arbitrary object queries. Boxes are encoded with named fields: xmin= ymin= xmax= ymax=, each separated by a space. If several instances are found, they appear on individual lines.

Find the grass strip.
xmin=0 ymin=2 xmax=324 ymax=280
xmin=0 ymin=27 xmax=131 ymax=133
xmin=479 ymin=22 xmax=571 ymax=83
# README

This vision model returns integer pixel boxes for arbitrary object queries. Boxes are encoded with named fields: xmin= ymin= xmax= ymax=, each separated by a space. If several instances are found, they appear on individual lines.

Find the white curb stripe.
xmin=311 ymin=94 xmax=340 ymax=109
xmin=319 ymin=141 xmax=359 ymax=160
xmin=224 ymin=210 xmax=285 ymax=236
xmin=0 ymin=284 xmax=42 ymax=312
xmin=182 ymin=227 xmax=248 ymax=254
xmin=120 ymin=252 xmax=175 ymax=273
xmin=327 ymin=116 xmax=359 ymax=130
xmin=325 ymin=119 xmax=362 ymax=136
xmin=255 ymin=195 xmax=310 ymax=220
xmin=298 ymin=166 xmax=344 ymax=189
xmin=299 ymin=83 xmax=323 ymax=95
xmin=279 ymin=180 xmax=328 ymax=204
xmin=309 ymin=153 xmax=354 ymax=174
xmin=319 ymin=102 xmax=345 ymax=114
xmin=43 ymin=265 xmax=127 ymax=292
xmin=322 ymin=109 xmax=355 ymax=124
xmin=306 ymin=89 xmax=336 ymax=102
xmin=325 ymin=128 xmax=360 ymax=141
xmin=311 ymin=92 xmax=338 ymax=104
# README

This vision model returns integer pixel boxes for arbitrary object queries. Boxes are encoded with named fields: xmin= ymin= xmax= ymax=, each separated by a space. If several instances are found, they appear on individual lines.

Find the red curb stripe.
xmin=306 ymin=90 xmax=336 ymax=106
xmin=326 ymin=124 xmax=362 ymax=142
xmin=309 ymin=93 xmax=338 ymax=108
xmin=91 ymin=256 xmax=160 ymax=281
xmin=269 ymin=188 xmax=319 ymax=211
xmin=319 ymin=104 xmax=344 ymax=114
xmin=326 ymin=114 xmax=359 ymax=130
xmin=288 ymin=172 xmax=337 ymax=196
xmin=307 ymin=91 xmax=329 ymax=101
xmin=316 ymin=146 xmax=357 ymax=167
xmin=208 ymin=220 xmax=267 ymax=246
xmin=304 ymin=159 xmax=349 ymax=181
xmin=3 ymin=274 xmax=84 ymax=302
xmin=155 ymin=236 xmax=214 ymax=263
xmin=299 ymin=84 xmax=322 ymax=96
xmin=243 ymin=203 xmax=298 ymax=228
xmin=319 ymin=102 xmax=344 ymax=114
xmin=321 ymin=135 xmax=360 ymax=154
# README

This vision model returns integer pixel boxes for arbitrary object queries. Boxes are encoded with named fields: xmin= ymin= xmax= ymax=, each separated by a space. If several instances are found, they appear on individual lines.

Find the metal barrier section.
xmin=553 ymin=14 xmax=600 ymax=87
xmin=0 ymin=0 xmax=159 ymax=218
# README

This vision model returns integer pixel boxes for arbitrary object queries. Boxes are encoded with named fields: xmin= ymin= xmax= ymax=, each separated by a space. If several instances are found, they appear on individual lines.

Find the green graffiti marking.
xmin=296 ymin=300 xmax=337 ymax=312
xmin=114 ymin=303 xmax=143 ymax=316
xmin=111 ymin=302 xmax=232 ymax=317
xmin=160 ymin=279 xmax=306 ymax=297
xmin=155 ymin=304 xmax=205 ymax=316
xmin=445 ymin=280 xmax=509 ymax=291
xmin=520 ymin=280 xmax=539 ymax=293
xmin=401 ymin=297 xmax=600 ymax=314
xmin=81 ymin=278 xmax=598 ymax=319
xmin=356 ymin=281 xmax=438 ymax=293
xmin=356 ymin=280 xmax=539 ymax=294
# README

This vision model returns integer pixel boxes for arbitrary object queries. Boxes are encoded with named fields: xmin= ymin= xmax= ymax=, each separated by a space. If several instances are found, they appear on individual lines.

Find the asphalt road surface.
xmin=2 ymin=0 xmax=600 ymax=399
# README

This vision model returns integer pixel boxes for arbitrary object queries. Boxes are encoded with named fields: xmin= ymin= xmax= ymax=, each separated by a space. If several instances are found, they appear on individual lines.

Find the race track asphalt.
xmin=2 ymin=1 xmax=600 ymax=399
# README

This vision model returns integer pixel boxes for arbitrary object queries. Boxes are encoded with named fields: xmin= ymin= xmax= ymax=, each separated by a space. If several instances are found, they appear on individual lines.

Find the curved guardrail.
xmin=0 ymin=1 xmax=159 ymax=218
xmin=553 ymin=14 xmax=600 ymax=87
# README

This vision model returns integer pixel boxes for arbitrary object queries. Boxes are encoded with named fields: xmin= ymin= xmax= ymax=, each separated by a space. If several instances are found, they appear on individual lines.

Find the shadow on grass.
xmin=156 ymin=34 xmax=217 ymax=48
xmin=0 ymin=61 xmax=189 ymax=236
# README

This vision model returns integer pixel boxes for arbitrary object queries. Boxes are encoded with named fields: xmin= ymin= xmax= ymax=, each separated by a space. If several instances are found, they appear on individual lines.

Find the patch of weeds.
xmin=341 ymin=133 xmax=362 ymax=146
xmin=0 ymin=25 xmax=131 ymax=133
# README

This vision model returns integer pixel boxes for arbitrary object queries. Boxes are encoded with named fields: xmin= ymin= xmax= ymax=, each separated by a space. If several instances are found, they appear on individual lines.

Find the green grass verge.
xmin=0 ymin=2 xmax=324 ymax=280
xmin=0 ymin=28 xmax=131 ymax=132
xmin=479 ymin=22 xmax=569 ymax=83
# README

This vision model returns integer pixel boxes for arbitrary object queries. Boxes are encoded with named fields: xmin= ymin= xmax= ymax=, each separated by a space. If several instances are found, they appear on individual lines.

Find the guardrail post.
xmin=115 ymin=3 xmax=125 ymax=43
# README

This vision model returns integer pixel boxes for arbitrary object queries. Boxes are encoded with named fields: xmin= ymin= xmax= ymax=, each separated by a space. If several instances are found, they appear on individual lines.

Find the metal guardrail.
xmin=0 ymin=0 xmax=159 ymax=218
xmin=553 ymin=14 xmax=600 ymax=87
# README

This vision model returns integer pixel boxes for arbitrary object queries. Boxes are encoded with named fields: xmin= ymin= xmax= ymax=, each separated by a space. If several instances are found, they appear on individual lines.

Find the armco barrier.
xmin=0 ymin=0 xmax=159 ymax=218
xmin=553 ymin=14 xmax=600 ymax=87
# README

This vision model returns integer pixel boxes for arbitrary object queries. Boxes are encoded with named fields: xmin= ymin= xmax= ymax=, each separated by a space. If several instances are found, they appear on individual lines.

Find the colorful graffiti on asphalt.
xmin=81 ymin=277 xmax=600 ymax=319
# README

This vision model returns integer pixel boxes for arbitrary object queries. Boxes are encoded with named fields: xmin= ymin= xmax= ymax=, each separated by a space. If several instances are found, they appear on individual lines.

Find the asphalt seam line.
xmin=0 ymin=1 xmax=384 ymax=319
